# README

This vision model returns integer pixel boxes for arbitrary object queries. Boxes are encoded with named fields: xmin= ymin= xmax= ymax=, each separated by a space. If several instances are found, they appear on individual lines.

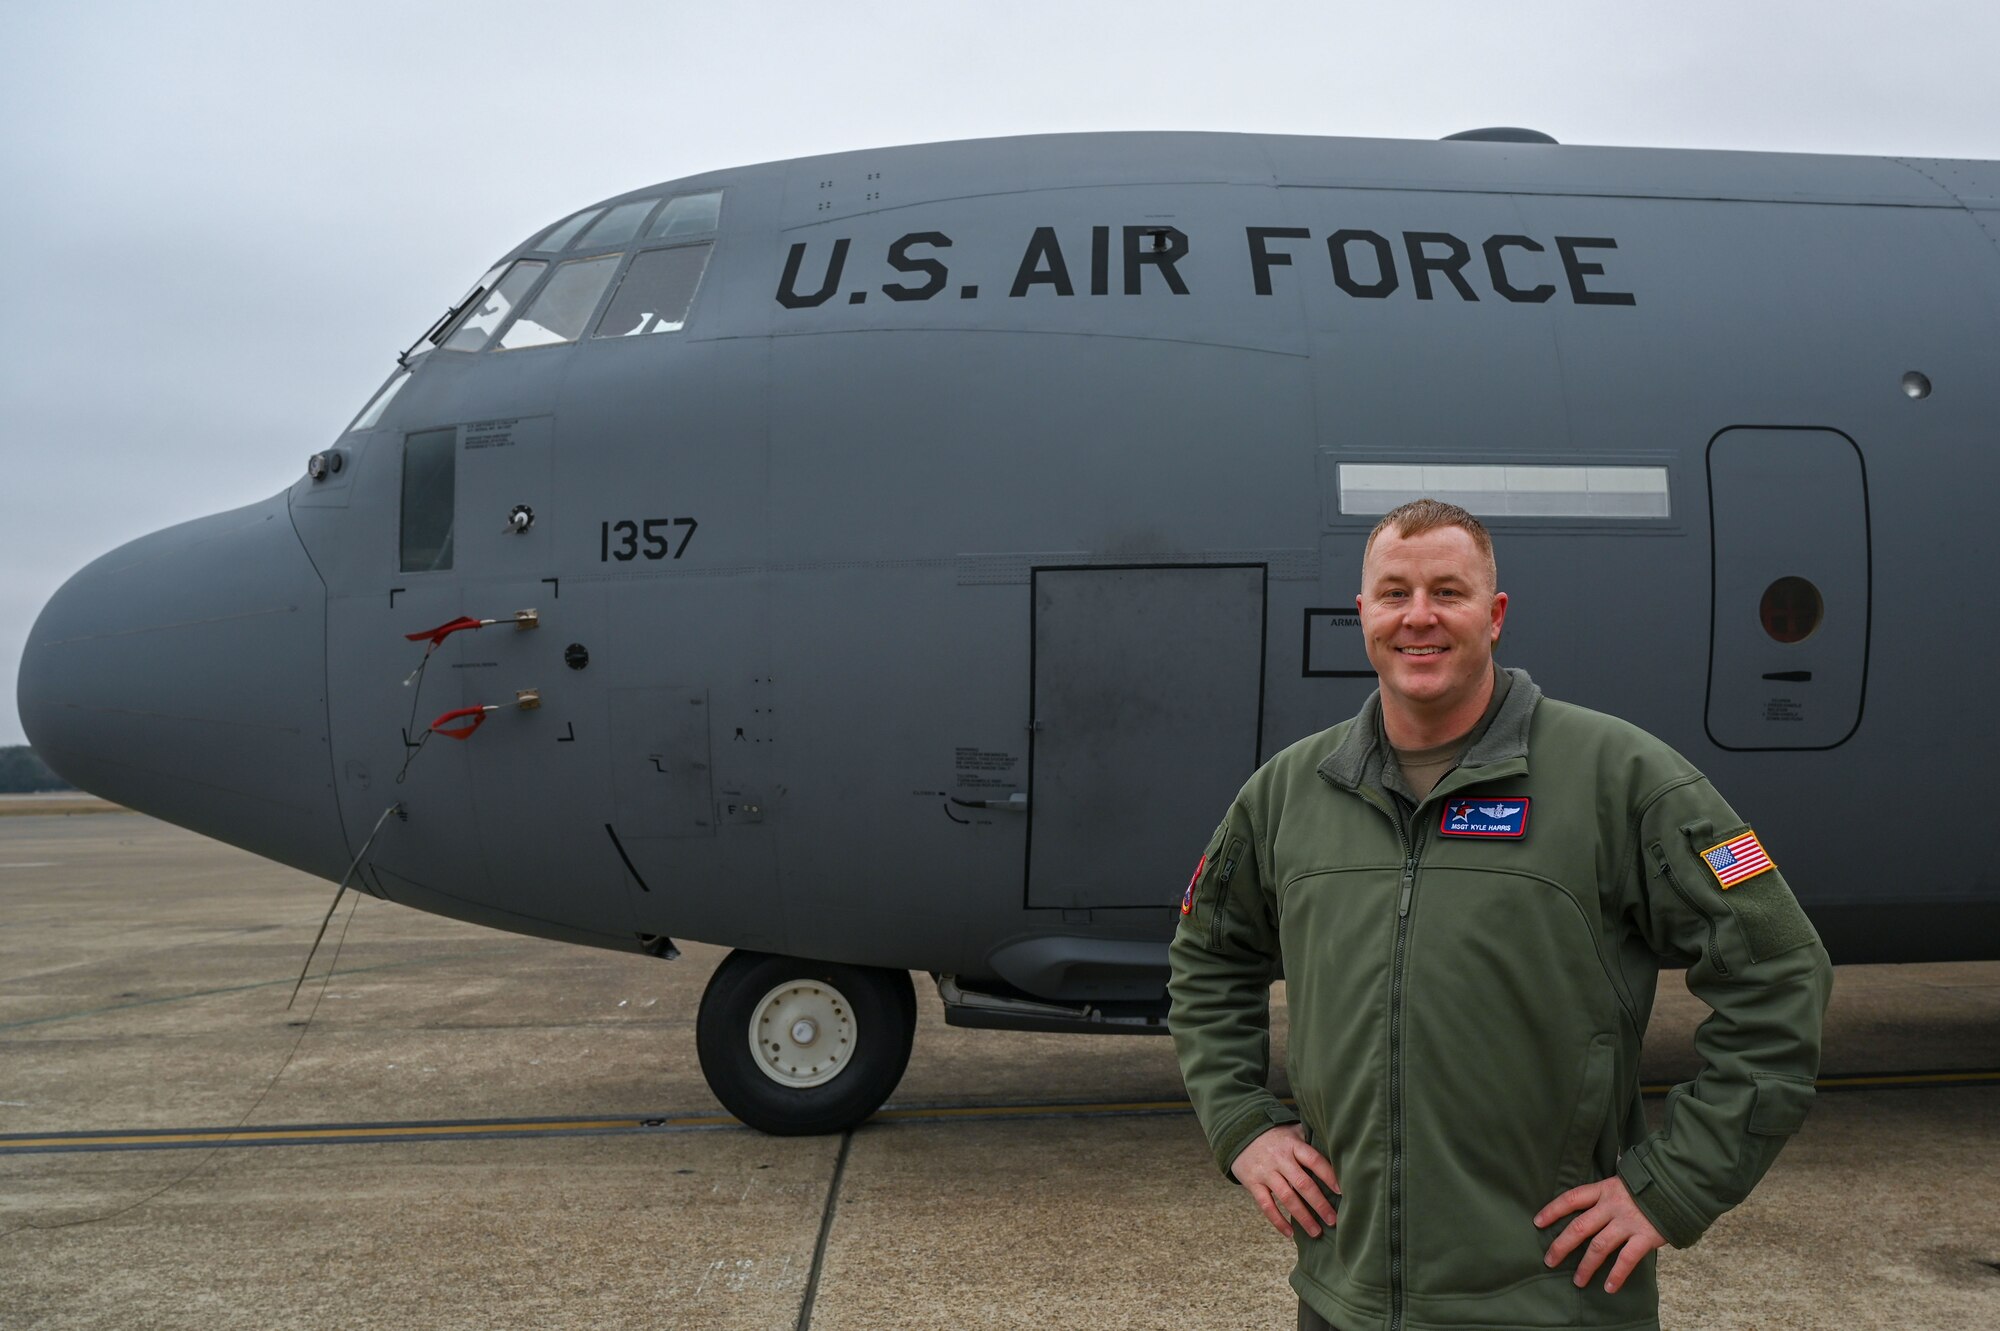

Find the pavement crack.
xmin=794 ymin=1129 xmax=854 ymax=1331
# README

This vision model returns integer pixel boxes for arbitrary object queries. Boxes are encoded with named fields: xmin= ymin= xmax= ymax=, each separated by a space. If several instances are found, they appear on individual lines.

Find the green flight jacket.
xmin=1168 ymin=670 xmax=1832 ymax=1331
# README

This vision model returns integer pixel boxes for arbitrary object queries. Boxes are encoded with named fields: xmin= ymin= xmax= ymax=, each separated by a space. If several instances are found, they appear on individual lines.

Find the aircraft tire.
xmin=695 ymin=950 xmax=916 ymax=1136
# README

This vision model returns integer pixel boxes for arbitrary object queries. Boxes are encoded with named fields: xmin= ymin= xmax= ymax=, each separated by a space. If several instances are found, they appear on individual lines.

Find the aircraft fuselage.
xmin=22 ymin=131 xmax=2000 ymax=1034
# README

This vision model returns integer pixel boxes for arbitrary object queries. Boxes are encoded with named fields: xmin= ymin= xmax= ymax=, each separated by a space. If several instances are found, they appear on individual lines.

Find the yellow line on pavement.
xmin=1814 ymin=1069 xmax=2000 ymax=1088
xmin=1636 ymin=1069 xmax=2000 ymax=1095
xmin=875 ymin=1098 xmax=1194 ymax=1122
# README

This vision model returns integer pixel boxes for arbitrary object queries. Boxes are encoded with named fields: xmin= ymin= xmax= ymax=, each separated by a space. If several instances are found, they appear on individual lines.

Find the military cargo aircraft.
xmin=18 ymin=129 xmax=2000 ymax=1134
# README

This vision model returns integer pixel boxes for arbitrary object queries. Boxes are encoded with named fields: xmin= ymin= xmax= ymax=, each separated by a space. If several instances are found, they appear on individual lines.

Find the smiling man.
xmin=1169 ymin=498 xmax=1832 ymax=1331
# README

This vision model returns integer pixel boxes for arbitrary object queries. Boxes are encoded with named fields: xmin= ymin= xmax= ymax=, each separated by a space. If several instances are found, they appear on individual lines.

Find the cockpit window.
xmin=401 ymin=263 xmax=506 ymax=364
xmin=497 ymin=254 xmax=622 ymax=350
xmin=441 ymin=260 xmax=546 ymax=352
xmin=645 ymin=191 xmax=722 ymax=239
xmin=534 ymin=209 xmax=602 ymax=253
xmin=400 ymin=428 xmax=456 ymax=573
xmin=574 ymin=199 xmax=657 ymax=250
xmin=349 ymin=369 xmax=410 ymax=432
xmin=594 ymin=244 xmax=712 ymax=337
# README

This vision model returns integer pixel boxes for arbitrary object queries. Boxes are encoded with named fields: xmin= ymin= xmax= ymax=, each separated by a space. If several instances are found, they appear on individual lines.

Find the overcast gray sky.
xmin=4 ymin=0 xmax=1998 ymax=746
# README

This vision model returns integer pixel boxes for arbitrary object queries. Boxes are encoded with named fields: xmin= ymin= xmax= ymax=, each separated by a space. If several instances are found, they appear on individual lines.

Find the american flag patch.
xmin=1700 ymin=831 xmax=1774 ymax=888
xmin=1181 ymin=854 xmax=1207 ymax=915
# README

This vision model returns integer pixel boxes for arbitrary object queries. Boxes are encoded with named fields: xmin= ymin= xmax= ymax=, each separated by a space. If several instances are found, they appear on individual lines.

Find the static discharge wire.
xmin=0 ymin=803 xmax=402 ymax=1241
xmin=395 ymin=632 xmax=445 ymax=784
xmin=288 ymin=802 xmax=403 ymax=1008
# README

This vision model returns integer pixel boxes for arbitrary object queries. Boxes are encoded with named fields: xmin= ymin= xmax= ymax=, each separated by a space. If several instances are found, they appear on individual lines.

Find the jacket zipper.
xmin=1649 ymin=842 xmax=1731 ymax=978
xmin=1386 ymin=800 xmax=1419 ymax=1331
xmin=1347 ymin=764 xmax=1508 ymax=1329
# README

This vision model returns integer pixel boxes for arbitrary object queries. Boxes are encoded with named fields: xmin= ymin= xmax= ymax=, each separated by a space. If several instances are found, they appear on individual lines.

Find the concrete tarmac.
xmin=1 ymin=811 xmax=1996 ymax=1330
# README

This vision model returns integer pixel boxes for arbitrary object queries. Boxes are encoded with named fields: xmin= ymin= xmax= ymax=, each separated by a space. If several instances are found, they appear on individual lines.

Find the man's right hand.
xmin=1229 ymin=1123 xmax=1340 ymax=1239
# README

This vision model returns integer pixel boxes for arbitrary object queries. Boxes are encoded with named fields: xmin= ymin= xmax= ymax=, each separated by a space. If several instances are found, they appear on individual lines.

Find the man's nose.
xmin=1401 ymin=592 xmax=1440 ymax=623
xmin=16 ymin=491 xmax=350 ymax=881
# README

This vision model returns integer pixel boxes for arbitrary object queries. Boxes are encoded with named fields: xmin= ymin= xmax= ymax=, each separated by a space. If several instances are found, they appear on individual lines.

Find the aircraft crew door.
xmin=1026 ymin=565 xmax=1266 ymax=910
xmin=450 ymin=415 xmax=618 ymax=933
xmin=1705 ymin=428 xmax=1870 ymax=750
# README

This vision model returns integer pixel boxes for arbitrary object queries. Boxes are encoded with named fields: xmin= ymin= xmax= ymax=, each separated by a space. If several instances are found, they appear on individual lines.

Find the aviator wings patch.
xmin=1438 ymin=797 xmax=1531 ymax=838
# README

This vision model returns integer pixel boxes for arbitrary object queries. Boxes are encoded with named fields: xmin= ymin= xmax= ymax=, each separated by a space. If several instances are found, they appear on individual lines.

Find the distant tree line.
xmin=0 ymin=746 xmax=73 ymax=793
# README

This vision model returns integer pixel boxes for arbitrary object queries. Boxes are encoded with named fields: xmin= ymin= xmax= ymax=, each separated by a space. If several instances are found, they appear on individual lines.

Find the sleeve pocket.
xmin=1747 ymin=1074 xmax=1816 ymax=1137
xmin=1204 ymin=832 xmax=1247 ymax=949
xmin=1682 ymin=822 xmax=1818 ymax=963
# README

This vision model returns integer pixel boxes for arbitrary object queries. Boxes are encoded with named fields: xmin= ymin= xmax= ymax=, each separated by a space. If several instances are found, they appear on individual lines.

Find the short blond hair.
xmin=1363 ymin=499 xmax=1498 ymax=590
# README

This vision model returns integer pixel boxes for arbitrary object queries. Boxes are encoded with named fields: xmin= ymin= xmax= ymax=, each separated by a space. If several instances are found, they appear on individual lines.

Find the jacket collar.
xmin=1317 ymin=667 xmax=1542 ymax=793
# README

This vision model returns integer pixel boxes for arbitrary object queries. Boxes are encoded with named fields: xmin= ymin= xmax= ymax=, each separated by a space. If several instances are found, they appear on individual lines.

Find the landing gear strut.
xmin=695 ymin=950 xmax=916 ymax=1135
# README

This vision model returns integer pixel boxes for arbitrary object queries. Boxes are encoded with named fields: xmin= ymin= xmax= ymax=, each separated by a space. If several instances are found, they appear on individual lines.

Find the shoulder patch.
xmin=1701 ymin=831 xmax=1774 ymax=888
xmin=1181 ymin=854 xmax=1207 ymax=915
xmin=1439 ymin=797 xmax=1530 ymax=838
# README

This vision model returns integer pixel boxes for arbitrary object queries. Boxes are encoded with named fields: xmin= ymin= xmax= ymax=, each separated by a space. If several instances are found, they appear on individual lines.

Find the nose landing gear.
xmin=695 ymin=950 xmax=916 ymax=1135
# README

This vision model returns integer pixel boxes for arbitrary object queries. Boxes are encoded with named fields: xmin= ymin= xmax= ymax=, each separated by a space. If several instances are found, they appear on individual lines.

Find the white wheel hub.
xmin=749 ymin=979 xmax=854 ymax=1088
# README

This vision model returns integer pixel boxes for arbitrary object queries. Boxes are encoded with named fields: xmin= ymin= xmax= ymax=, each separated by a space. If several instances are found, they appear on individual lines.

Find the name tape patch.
xmin=1700 ymin=831 xmax=1774 ymax=888
xmin=1439 ymin=797 xmax=1531 ymax=838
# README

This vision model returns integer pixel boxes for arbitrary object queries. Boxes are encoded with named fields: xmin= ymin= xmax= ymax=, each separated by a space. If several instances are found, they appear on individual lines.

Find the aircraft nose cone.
xmin=17 ymin=492 xmax=349 ymax=881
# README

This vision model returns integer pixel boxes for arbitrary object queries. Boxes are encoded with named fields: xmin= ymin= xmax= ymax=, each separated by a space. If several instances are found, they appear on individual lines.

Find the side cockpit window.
xmin=594 ymin=244 xmax=711 ymax=337
xmin=400 ymin=428 xmax=456 ymax=573
xmin=349 ymin=369 xmax=410 ymax=432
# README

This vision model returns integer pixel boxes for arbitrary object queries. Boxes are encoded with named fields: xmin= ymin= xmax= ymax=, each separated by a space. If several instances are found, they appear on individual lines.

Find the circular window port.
xmin=1760 ymin=577 xmax=1823 ymax=643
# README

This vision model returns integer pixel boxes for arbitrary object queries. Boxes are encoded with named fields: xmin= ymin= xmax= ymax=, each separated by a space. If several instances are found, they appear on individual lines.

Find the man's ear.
xmin=1489 ymin=591 xmax=1508 ymax=643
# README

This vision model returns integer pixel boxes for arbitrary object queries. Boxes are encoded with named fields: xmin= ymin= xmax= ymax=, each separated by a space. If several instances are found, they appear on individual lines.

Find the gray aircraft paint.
xmin=19 ymin=133 xmax=2000 ymax=1017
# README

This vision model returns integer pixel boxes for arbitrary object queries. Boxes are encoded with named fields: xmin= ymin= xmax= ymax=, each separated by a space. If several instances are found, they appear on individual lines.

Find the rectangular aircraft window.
xmin=441 ymin=259 xmax=546 ymax=352
xmin=574 ymin=199 xmax=659 ymax=250
xmin=645 ymin=191 xmax=722 ymax=239
xmin=535 ymin=209 xmax=603 ymax=253
xmin=594 ymin=244 xmax=712 ymax=337
xmin=349 ymin=370 xmax=410 ymax=432
xmin=1337 ymin=463 xmax=1671 ymax=519
xmin=497 ymin=255 xmax=622 ymax=349
xmin=400 ymin=428 xmax=457 ymax=573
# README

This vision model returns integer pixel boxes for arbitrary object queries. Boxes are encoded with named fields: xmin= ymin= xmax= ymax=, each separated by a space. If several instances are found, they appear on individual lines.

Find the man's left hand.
xmin=1534 ymin=1177 xmax=1668 ymax=1293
